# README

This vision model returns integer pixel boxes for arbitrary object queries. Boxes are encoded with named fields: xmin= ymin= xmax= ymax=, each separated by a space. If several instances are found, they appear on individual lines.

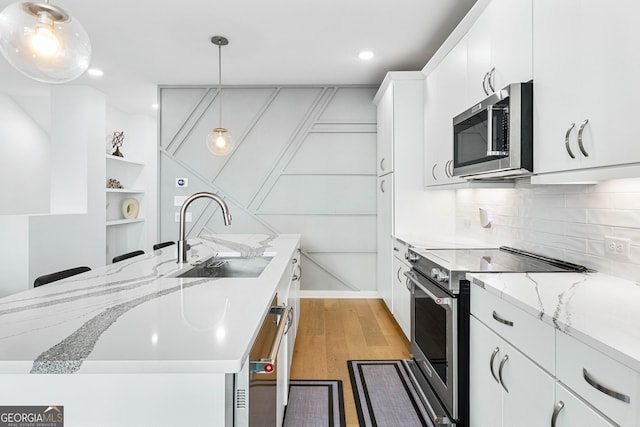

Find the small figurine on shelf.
xmin=111 ymin=131 xmax=125 ymax=157
xmin=107 ymin=178 xmax=124 ymax=189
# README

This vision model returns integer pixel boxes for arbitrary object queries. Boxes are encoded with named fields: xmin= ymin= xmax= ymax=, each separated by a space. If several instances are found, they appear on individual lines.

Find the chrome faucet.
xmin=177 ymin=192 xmax=232 ymax=264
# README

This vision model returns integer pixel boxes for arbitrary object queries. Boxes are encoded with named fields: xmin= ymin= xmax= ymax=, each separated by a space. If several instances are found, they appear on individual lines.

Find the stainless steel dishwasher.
xmin=231 ymin=297 xmax=292 ymax=427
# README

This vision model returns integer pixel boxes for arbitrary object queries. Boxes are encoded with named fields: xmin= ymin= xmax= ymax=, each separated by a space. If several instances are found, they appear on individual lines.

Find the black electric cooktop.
xmin=408 ymin=246 xmax=591 ymax=293
xmin=414 ymin=246 xmax=590 ymax=274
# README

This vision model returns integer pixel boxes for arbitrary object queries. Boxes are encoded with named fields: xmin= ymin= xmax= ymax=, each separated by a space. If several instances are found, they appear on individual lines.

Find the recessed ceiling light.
xmin=358 ymin=50 xmax=374 ymax=60
xmin=87 ymin=68 xmax=104 ymax=77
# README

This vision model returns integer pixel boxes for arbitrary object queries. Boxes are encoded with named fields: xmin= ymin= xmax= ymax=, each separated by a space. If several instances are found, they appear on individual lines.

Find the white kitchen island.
xmin=0 ymin=234 xmax=301 ymax=427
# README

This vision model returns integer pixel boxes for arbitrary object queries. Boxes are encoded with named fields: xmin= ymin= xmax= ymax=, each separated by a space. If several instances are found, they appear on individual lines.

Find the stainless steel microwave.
xmin=452 ymin=81 xmax=533 ymax=179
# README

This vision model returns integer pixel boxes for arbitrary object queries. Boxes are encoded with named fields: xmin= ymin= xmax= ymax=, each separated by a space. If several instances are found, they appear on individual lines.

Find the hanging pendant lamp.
xmin=0 ymin=0 xmax=91 ymax=83
xmin=206 ymin=36 xmax=234 ymax=156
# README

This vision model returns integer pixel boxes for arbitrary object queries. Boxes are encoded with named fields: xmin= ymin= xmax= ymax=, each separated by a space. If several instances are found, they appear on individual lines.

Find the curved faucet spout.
xmin=177 ymin=192 xmax=232 ymax=263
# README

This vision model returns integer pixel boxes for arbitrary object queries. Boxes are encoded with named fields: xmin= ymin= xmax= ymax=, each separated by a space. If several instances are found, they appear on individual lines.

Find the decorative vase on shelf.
xmin=122 ymin=198 xmax=140 ymax=219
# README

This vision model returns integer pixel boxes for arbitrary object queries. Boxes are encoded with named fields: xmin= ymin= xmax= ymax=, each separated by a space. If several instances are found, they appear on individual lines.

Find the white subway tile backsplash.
xmin=588 ymin=209 xmax=640 ymax=228
xmin=610 ymin=260 xmax=640 ymax=282
xmin=565 ymin=193 xmax=614 ymax=209
xmin=521 ymin=194 xmax=565 ymax=208
xmin=613 ymin=193 xmax=640 ymax=210
xmin=445 ymin=178 xmax=640 ymax=281
xmin=586 ymin=240 xmax=606 ymax=257
xmin=612 ymin=227 xmax=640 ymax=243
xmin=564 ymin=223 xmax=614 ymax=240
xmin=521 ymin=206 xmax=587 ymax=223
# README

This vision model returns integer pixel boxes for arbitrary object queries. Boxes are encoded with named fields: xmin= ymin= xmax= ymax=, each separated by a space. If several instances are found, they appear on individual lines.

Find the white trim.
xmin=300 ymin=290 xmax=380 ymax=299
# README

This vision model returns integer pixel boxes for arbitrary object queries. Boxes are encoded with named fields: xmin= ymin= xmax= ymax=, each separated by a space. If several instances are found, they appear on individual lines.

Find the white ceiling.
xmin=0 ymin=0 xmax=476 ymax=115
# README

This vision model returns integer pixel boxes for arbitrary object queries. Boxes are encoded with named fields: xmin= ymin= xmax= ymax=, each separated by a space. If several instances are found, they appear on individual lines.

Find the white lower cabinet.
xmin=470 ymin=316 xmax=555 ymax=427
xmin=556 ymin=331 xmax=639 ymax=426
xmin=471 ymin=284 xmax=638 ymax=426
xmin=391 ymin=240 xmax=411 ymax=339
xmin=376 ymin=175 xmax=393 ymax=312
xmin=553 ymin=383 xmax=616 ymax=427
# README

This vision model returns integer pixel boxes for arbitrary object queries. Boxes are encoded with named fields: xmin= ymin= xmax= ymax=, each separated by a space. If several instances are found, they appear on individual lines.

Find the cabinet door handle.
xmin=482 ymin=71 xmax=490 ymax=95
xmin=498 ymin=354 xmax=509 ymax=393
xmin=380 ymin=157 xmax=386 ymax=172
xmin=292 ymin=258 xmax=298 ymax=264
xmin=292 ymin=265 xmax=302 ymax=281
xmin=577 ymin=119 xmax=590 ymax=157
xmin=488 ymin=67 xmax=496 ymax=93
xmin=405 ymin=277 xmax=412 ymax=291
xmin=396 ymin=267 xmax=403 ymax=283
xmin=583 ymin=368 xmax=630 ymax=403
xmin=448 ymin=160 xmax=454 ymax=178
xmin=432 ymin=163 xmax=438 ymax=181
xmin=490 ymin=347 xmax=500 ymax=384
xmin=551 ymin=401 xmax=564 ymax=427
xmin=564 ymin=123 xmax=576 ymax=159
xmin=380 ymin=179 xmax=385 ymax=193
xmin=492 ymin=310 xmax=514 ymax=327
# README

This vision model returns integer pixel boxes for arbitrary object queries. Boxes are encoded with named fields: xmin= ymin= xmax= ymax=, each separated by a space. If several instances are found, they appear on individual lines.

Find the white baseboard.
xmin=299 ymin=290 xmax=381 ymax=299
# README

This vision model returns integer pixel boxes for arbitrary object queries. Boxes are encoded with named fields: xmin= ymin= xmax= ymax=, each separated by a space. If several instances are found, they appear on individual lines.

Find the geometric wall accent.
xmin=159 ymin=85 xmax=377 ymax=292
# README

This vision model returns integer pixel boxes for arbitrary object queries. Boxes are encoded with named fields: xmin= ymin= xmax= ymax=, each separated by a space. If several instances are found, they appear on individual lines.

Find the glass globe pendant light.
xmin=206 ymin=36 xmax=234 ymax=156
xmin=0 ymin=0 xmax=91 ymax=83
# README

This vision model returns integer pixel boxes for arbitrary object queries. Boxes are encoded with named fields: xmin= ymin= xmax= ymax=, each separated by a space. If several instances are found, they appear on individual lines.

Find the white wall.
xmin=445 ymin=178 xmax=640 ymax=281
xmin=159 ymin=85 xmax=377 ymax=293
xmin=0 ymin=93 xmax=50 ymax=214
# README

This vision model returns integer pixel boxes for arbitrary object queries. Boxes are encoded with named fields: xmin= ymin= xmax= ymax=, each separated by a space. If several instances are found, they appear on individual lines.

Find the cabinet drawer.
xmin=392 ymin=238 xmax=409 ymax=264
xmin=471 ymin=285 xmax=554 ymax=373
xmin=557 ymin=332 xmax=639 ymax=426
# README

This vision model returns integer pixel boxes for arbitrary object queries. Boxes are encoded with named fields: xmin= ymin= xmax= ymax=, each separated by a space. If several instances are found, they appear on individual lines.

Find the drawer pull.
xmin=498 ymin=354 xmax=509 ymax=393
xmin=551 ymin=401 xmax=564 ymax=427
xmin=583 ymin=368 xmax=631 ymax=403
xmin=492 ymin=310 xmax=514 ymax=327
xmin=490 ymin=347 xmax=500 ymax=384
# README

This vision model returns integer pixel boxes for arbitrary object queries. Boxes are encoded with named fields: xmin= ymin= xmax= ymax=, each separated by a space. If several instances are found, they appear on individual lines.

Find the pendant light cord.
xmin=218 ymin=42 xmax=223 ymax=128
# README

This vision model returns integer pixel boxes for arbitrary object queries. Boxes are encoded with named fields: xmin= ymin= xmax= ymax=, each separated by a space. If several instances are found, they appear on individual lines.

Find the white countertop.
xmin=0 ymin=234 xmax=300 ymax=375
xmin=394 ymin=233 xmax=489 ymax=250
xmin=467 ymin=271 xmax=640 ymax=372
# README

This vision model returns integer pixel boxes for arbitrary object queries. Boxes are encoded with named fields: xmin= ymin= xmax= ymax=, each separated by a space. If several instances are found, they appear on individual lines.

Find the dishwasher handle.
xmin=250 ymin=305 xmax=292 ymax=374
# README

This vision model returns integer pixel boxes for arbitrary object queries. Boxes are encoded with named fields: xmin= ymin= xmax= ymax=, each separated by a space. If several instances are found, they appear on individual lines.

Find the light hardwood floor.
xmin=290 ymin=299 xmax=411 ymax=427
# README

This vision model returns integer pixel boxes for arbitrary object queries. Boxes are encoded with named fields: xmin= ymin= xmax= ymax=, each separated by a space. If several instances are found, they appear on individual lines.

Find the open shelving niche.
xmin=105 ymin=154 xmax=147 ymax=263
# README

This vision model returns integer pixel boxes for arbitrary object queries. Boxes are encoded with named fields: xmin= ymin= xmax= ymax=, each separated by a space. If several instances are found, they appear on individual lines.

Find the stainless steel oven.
xmin=403 ymin=246 xmax=590 ymax=427
xmin=404 ymin=264 xmax=469 ymax=427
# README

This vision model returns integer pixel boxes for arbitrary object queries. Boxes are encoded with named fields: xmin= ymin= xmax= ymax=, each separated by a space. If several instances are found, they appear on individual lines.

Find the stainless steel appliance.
xmin=452 ymin=81 xmax=533 ymax=179
xmin=232 ymin=298 xmax=292 ymax=427
xmin=403 ymin=246 xmax=589 ymax=427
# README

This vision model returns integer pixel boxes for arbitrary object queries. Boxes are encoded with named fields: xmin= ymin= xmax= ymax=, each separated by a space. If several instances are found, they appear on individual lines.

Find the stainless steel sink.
xmin=174 ymin=255 xmax=273 ymax=278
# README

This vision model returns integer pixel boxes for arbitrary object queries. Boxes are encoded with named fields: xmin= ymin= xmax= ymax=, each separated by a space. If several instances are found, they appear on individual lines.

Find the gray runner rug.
xmin=348 ymin=360 xmax=432 ymax=427
xmin=284 ymin=379 xmax=346 ymax=427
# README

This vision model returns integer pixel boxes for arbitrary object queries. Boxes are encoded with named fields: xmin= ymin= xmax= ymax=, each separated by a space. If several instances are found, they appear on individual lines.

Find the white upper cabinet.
xmin=423 ymin=0 xmax=531 ymax=188
xmin=466 ymin=0 xmax=533 ymax=104
xmin=424 ymin=37 xmax=468 ymax=187
xmin=377 ymin=85 xmax=394 ymax=176
xmin=533 ymin=0 xmax=640 ymax=179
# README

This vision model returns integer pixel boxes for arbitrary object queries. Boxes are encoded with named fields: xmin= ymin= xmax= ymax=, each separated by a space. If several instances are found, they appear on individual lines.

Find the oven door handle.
xmin=404 ymin=271 xmax=453 ymax=308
